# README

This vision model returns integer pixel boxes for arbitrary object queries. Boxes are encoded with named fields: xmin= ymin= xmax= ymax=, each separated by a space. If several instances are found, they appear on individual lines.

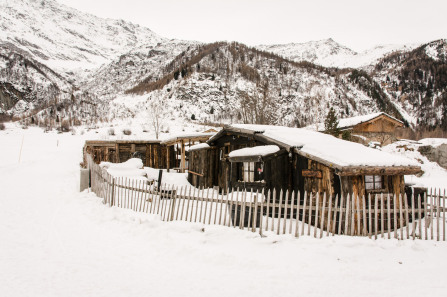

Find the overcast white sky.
xmin=58 ymin=0 xmax=446 ymax=52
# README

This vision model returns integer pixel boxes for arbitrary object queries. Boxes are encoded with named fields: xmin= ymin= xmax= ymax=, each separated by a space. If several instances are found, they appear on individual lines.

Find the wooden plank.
xmin=225 ymin=188 xmax=233 ymax=227
xmin=437 ymin=189 xmax=440 ymax=241
xmin=188 ymin=170 xmax=204 ymax=177
xmin=277 ymin=189 xmax=284 ymax=235
xmin=252 ymin=190 xmax=259 ymax=232
xmin=218 ymin=188 xmax=227 ymax=226
xmin=308 ymin=192 xmax=313 ymax=236
xmin=367 ymin=194 xmax=372 ymax=238
xmin=411 ymin=193 xmax=415 ymax=240
xmin=444 ymin=189 xmax=446 ymax=241
xmin=179 ymin=186 xmax=188 ymax=220
xmin=374 ymin=194 xmax=378 ymax=239
xmin=380 ymin=193 xmax=384 ymax=238
xmin=193 ymin=187 xmax=200 ymax=223
xmin=200 ymin=187 xmax=208 ymax=224
xmin=181 ymin=140 xmax=186 ymax=173
xmin=430 ymin=189 xmax=434 ymax=240
xmin=240 ymin=189 xmax=247 ymax=230
xmin=356 ymin=195 xmax=361 ymax=236
xmin=185 ymin=186 xmax=192 ymax=222
xmin=259 ymin=189 xmax=265 ymax=237
xmin=150 ymin=181 xmax=157 ymax=214
xmin=208 ymin=188 xmax=215 ymax=225
xmin=326 ymin=193 xmax=332 ymax=237
xmin=392 ymin=194 xmax=398 ymax=238
xmin=338 ymin=194 xmax=344 ymax=235
xmin=247 ymin=189 xmax=253 ymax=230
xmin=289 ymin=191 xmax=295 ymax=235
xmin=399 ymin=194 xmax=403 ymax=239
xmin=314 ymin=192 xmax=320 ymax=238
xmin=351 ymin=193 xmax=356 ymax=236
xmin=404 ymin=193 xmax=409 ymax=239
xmin=265 ymin=189 xmax=271 ymax=232
xmin=271 ymin=188 xmax=276 ymax=232
xmin=418 ymin=192 xmax=422 ymax=239
xmin=332 ymin=194 xmax=339 ymax=235
xmin=344 ymin=194 xmax=350 ymax=235
xmin=214 ymin=189 xmax=223 ymax=225
xmin=295 ymin=191 xmax=301 ymax=238
xmin=233 ymin=189 xmax=239 ymax=228
xmin=301 ymin=191 xmax=307 ymax=236
xmin=302 ymin=170 xmax=322 ymax=179
xmin=425 ymin=190 xmax=429 ymax=240
xmin=387 ymin=194 xmax=391 ymax=239
xmin=283 ymin=190 xmax=289 ymax=235
xmin=320 ymin=192 xmax=326 ymax=238
xmin=362 ymin=195 xmax=367 ymax=236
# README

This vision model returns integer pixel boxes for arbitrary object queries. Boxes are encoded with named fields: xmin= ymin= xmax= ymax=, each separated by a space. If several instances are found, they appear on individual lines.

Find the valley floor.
xmin=1 ymin=125 xmax=447 ymax=297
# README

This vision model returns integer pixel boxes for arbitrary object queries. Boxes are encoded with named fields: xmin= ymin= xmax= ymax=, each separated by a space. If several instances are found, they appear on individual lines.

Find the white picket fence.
xmin=87 ymin=155 xmax=447 ymax=241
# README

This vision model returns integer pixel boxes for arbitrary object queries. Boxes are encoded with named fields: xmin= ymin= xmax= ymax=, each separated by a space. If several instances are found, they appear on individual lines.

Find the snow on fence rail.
xmin=87 ymin=155 xmax=447 ymax=241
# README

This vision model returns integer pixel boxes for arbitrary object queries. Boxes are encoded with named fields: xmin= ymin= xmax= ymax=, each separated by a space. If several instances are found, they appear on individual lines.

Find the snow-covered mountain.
xmin=257 ymin=38 xmax=419 ymax=68
xmin=0 ymin=0 xmax=165 ymax=82
xmin=372 ymin=39 xmax=447 ymax=129
xmin=0 ymin=0 xmax=445 ymax=133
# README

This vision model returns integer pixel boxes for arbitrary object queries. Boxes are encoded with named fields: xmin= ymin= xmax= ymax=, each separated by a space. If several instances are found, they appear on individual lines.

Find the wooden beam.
xmin=181 ymin=140 xmax=186 ymax=173
xmin=188 ymin=170 xmax=204 ymax=177
xmin=115 ymin=143 xmax=120 ymax=163
xmin=166 ymin=146 xmax=170 ymax=170
xmin=336 ymin=166 xmax=422 ymax=176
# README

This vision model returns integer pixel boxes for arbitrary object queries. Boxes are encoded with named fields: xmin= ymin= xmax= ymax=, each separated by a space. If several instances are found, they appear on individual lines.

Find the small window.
xmin=365 ymin=175 xmax=383 ymax=190
xmin=243 ymin=162 xmax=255 ymax=182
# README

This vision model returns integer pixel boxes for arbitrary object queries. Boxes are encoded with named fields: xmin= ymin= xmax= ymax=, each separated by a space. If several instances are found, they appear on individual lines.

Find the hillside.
xmin=256 ymin=39 xmax=419 ymax=68
xmin=0 ymin=0 xmax=445 ymax=132
xmin=372 ymin=39 xmax=447 ymax=129
xmin=115 ymin=42 xmax=403 ymax=127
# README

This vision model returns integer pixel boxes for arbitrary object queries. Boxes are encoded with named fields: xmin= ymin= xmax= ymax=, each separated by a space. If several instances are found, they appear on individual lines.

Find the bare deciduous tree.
xmin=148 ymin=98 xmax=166 ymax=139
xmin=238 ymin=80 xmax=276 ymax=125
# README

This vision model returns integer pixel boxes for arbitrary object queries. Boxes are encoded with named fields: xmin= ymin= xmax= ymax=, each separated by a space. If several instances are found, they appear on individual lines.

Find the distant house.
xmin=83 ymin=131 xmax=216 ymax=171
xmin=308 ymin=112 xmax=405 ymax=146
xmin=188 ymin=124 xmax=421 ymax=204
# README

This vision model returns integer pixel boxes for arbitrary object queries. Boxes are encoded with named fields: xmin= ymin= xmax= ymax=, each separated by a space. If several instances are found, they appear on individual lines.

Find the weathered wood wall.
xmin=188 ymin=147 xmax=219 ymax=188
xmin=352 ymin=116 xmax=402 ymax=133
xmin=83 ymin=141 xmax=166 ymax=169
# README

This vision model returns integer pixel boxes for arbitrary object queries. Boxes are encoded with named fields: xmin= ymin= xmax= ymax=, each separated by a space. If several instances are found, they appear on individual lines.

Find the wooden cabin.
xmin=161 ymin=132 xmax=216 ymax=173
xmin=188 ymin=124 xmax=421 ymax=203
xmin=83 ymin=140 xmax=166 ymax=168
xmin=311 ymin=112 xmax=405 ymax=146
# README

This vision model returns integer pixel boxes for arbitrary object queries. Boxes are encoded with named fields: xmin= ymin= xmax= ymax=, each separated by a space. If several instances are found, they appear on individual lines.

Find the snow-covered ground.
xmin=1 ymin=124 xmax=447 ymax=297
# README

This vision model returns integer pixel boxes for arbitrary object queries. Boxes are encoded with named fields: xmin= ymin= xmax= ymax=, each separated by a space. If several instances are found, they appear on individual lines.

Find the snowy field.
xmin=1 ymin=124 xmax=447 ymax=297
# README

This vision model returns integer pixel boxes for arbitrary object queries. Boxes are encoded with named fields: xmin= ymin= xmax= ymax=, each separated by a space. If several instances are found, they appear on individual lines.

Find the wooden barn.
xmin=83 ymin=140 xmax=167 ymax=169
xmin=310 ymin=112 xmax=405 ymax=146
xmin=161 ymin=132 xmax=215 ymax=173
xmin=188 ymin=124 xmax=421 ymax=203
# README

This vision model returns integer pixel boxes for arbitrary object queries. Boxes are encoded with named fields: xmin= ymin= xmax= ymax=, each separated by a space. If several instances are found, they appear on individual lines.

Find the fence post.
xmin=111 ymin=178 xmax=115 ymax=207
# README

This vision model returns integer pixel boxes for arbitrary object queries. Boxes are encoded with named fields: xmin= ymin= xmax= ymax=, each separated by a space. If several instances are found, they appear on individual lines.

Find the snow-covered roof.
xmin=229 ymin=145 xmax=280 ymax=158
xmin=209 ymin=124 xmax=420 ymax=173
xmin=189 ymin=143 xmax=210 ymax=151
xmin=161 ymin=132 xmax=215 ymax=145
xmin=306 ymin=112 xmax=404 ymax=131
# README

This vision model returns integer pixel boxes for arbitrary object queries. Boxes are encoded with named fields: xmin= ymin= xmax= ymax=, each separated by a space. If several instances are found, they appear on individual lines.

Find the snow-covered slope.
xmin=372 ymin=39 xmax=447 ymax=128
xmin=257 ymin=38 xmax=419 ymax=68
xmin=0 ymin=0 xmax=165 ymax=81
xmin=82 ymin=40 xmax=199 ymax=98
xmin=106 ymin=42 xmax=403 ymax=128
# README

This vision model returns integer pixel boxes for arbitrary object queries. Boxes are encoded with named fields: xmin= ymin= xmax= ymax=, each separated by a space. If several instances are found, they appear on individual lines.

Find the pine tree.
xmin=324 ymin=107 xmax=340 ymax=137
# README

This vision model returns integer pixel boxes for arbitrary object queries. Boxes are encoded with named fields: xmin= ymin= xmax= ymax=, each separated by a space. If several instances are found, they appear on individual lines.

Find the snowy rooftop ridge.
xmin=306 ymin=112 xmax=403 ymax=132
xmin=229 ymin=145 xmax=280 ymax=158
xmin=213 ymin=124 xmax=420 ymax=171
